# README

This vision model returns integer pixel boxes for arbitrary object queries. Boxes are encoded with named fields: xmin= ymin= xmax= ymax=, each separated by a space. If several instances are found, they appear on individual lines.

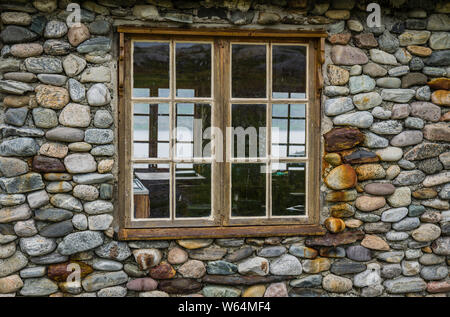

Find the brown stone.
xmin=327 ymin=33 xmax=351 ymax=45
xmin=67 ymin=24 xmax=90 ymax=47
xmin=327 ymin=64 xmax=349 ymax=85
xmin=324 ymin=217 xmax=346 ymax=233
xmin=48 ymin=261 xmax=93 ymax=282
xmin=355 ymin=164 xmax=385 ymax=181
xmin=303 ymin=258 xmax=331 ymax=273
xmin=361 ymin=235 xmax=390 ymax=251
xmin=242 ymin=285 xmax=265 ymax=297
xmin=407 ymin=45 xmax=432 ymax=57
xmin=39 ymin=143 xmax=68 ymax=159
xmin=202 ymin=275 xmax=294 ymax=286
xmin=324 ymin=164 xmax=357 ymax=190
xmin=345 ymin=219 xmax=363 ymax=228
xmin=325 ymin=10 xmax=350 ymax=20
xmin=167 ymin=247 xmax=188 ymax=265
xmin=413 ymin=188 xmax=438 ymax=199
xmin=178 ymin=260 xmax=206 ymax=279
xmin=326 ymin=189 xmax=357 ymax=202
xmin=343 ymin=150 xmax=379 ymax=164
xmin=305 ymin=230 xmax=365 ymax=247
xmin=10 ymin=43 xmax=43 ymax=58
xmin=3 ymin=96 xmax=30 ymax=108
xmin=423 ymin=123 xmax=450 ymax=142
xmin=149 ymin=262 xmax=176 ymax=279
xmin=355 ymin=196 xmax=386 ymax=212
xmin=176 ymin=239 xmax=213 ymax=249
xmin=402 ymin=72 xmax=427 ymax=88
xmin=126 ymin=278 xmax=158 ymax=291
xmin=431 ymin=90 xmax=450 ymax=106
xmin=427 ymin=78 xmax=450 ymax=90
xmin=32 ymin=155 xmax=65 ymax=173
xmin=0 ymin=274 xmax=23 ymax=294
xmin=364 ymin=183 xmax=395 ymax=196
xmin=441 ymin=112 xmax=450 ymax=122
xmin=35 ymin=85 xmax=69 ymax=110
xmin=158 ymin=279 xmax=202 ymax=294
xmin=330 ymin=203 xmax=355 ymax=218
xmin=331 ymin=45 xmax=369 ymax=65
xmin=427 ymin=281 xmax=450 ymax=293
xmin=324 ymin=127 xmax=365 ymax=152
xmin=324 ymin=153 xmax=342 ymax=166
xmin=354 ymin=33 xmax=378 ymax=49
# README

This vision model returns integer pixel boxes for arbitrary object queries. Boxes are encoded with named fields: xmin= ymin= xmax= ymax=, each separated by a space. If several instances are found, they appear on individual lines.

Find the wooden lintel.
xmin=118 ymin=225 xmax=327 ymax=241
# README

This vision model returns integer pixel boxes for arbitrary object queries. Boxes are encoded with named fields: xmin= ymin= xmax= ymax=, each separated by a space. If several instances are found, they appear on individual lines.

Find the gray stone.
xmin=324 ymin=97 xmax=354 ymax=116
xmin=404 ymin=143 xmax=446 ymax=161
xmin=370 ymin=49 xmax=398 ymax=65
xmin=88 ymin=214 xmax=113 ymax=230
xmin=68 ymin=79 xmax=85 ymax=102
xmin=73 ymin=173 xmax=114 ymax=184
xmin=391 ymin=131 xmax=423 ymax=147
xmin=422 ymin=67 xmax=446 ymax=77
xmin=63 ymin=54 xmax=86 ymax=77
xmin=0 ymin=173 xmax=44 ymax=194
xmin=405 ymin=117 xmax=424 ymax=130
xmin=27 ymin=190 xmax=49 ymax=209
xmin=420 ymin=265 xmax=448 ymax=281
xmin=206 ymin=261 xmax=238 ymax=275
xmin=417 ymin=158 xmax=443 ymax=175
xmin=93 ymin=259 xmax=123 ymax=271
xmin=87 ymin=83 xmax=111 ymax=106
xmin=238 ymin=257 xmax=269 ymax=276
xmin=14 ymin=219 xmax=37 ymax=237
xmin=363 ymin=132 xmax=389 ymax=148
xmin=381 ymin=264 xmax=402 ymax=279
xmin=91 ymin=145 xmax=115 ymax=156
xmin=34 ymin=208 xmax=73 ymax=222
xmin=415 ymin=86 xmax=431 ymax=101
xmin=425 ymin=50 xmax=450 ymax=66
xmin=20 ymin=278 xmax=58 ymax=296
xmin=393 ymin=170 xmax=425 ymax=186
xmin=20 ymin=267 xmax=46 ymax=279
xmin=19 ymin=235 xmax=56 ymax=256
xmin=349 ymin=75 xmax=376 ymax=94
xmin=25 ymin=57 xmax=62 ymax=74
xmin=39 ymin=220 xmax=73 ymax=238
xmin=378 ymin=30 xmax=399 ymax=53
xmin=0 ymin=26 xmax=38 ymax=44
xmin=333 ymin=111 xmax=373 ymax=128
xmin=50 ymin=194 xmax=82 ymax=211
xmin=354 ymin=263 xmax=381 ymax=288
xmin=363 ymin=62 xmax=387 ymax=77
xmin=1 ymin=126 xmax=44 ymax=138
xmin=377 ymin=251 xmax=405 ymax=263
xmin=257 ymin=246 xmax=286 ymax=257
xmin=0 ymin=194 xmax=26 ymax=206
xmin=376 ymin=77 xmax=401 ymax=88
xmin=346 ymin=245 xmax=371 ymax=262
xmin=381 ymin=89 xmax=415 ymax=102
xmin=59 ymin=103 xmax=91 ymax=128
xmin=43 ymin=40 xmax=71 ymax=56
xmin=392 ymin=217 xmax=420 ymax=231
xmin=388 ymin=66 xmax=410 ymax=77
xmin=370 ymin=120 xmax=402 ymax=135
xmin=72 ymin=214 xmax=87 ymax=230
xmin=95 ymin=241 xmax=132 ymax=261
xmin=46 ymin=127 xmax=85 ymax=143
xmin=84 ymin=200 xmax=113 ymax=215
xmin=372 ymin=107 xmax=391 ymax=119
xmin=386 ymin=231 xmax=409 ymax=241
xmin=269 ymin=254 xmax=302 ymax=275
xmin=77 ymin=37 xmax=111 ymax=54
xmin=0 ymin=138 xmax=38 ymax=157
xmin=0 ymin=157 xmax=28 ymax=177
xmin=330 ymin=260 xmax=366 ymax=275
xmin=290 ymin=275 xmax=322 ymax=288
xmin=419 ymin=254 xmax=445 ymax=266
xmin=5 ymin=108 xmax=28 ymax=127
xmin=82 ymin=271 xmax=128 ymax=292
xmin=89 ymin=21 xmax=111 ymax=35
xmin=64 ymin=154 xmax=97 ymax=174
xmin=94 ymin=110 xmax=113 ymax=128
xmin=37 ymin=74 xmax=67 ymax=86
xmin=44 ymin=20 xmax=67 ymax=38
xmin=353 ymin=92 xmax=382 ymax=110
xmin=32 ymin=108 xmax=58 ymax=129
xmin=57 ymin=231 xmax=104 ymax=255
xmin=0 ymin=251 xmax=28 ymax=277
xmin=29 ymin=251 xmax=68 ymax=265
xmin=384 ymin=277 xmax=427 ymax=294
xmin=409 ymin=57 xmax=424 ymax=71
xmin=0 ymin=80 xmax=34 ymax=95
xmin=85 ymin=129 xmax=114 ymax=144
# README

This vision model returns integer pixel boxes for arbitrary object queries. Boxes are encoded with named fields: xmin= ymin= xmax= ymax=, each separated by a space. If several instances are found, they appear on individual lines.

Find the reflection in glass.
xmin=231 ymin=164 xmax=266 ymax=217
xmin=176 ymin=103 xmax=211 ymax=158
xmin=133 ymin=42 xmax=170 ymax=98
xmin=271 ymin=104 xmax=306 ymax=157
xmin=272 ymin=45 xmax=307 ymax=99
xmin=133 ymin=164 xmax=170 ymax=219
xmin=175 ymin=164 xmax=211 ymax=218
xmin=272 ymin=163 xmax=306 ymax=216
xmin=232 ymin=104 xmax=266 ymax=158
xmin=133 ymin=104 xmax=169 ymax=159
xmin=232 ymin=44 xmax=266 ymax=98
xmin=176 ymin=43 xmax=212 ymax=98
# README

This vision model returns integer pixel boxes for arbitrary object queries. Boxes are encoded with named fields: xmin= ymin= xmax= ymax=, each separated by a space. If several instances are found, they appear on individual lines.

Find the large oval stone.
xmin=323 ymin=128 xmax=364 ymax=152
xmin=355 ymin=195 xmax=386 ymax=211
xmin=364 ymin=183 xmax=395 ymax=196
xmin=324 ymin=164 xmax=357 ymax=190
xmin=412 ymin=224 xmax=441 ymax=242
xmin=431 ymin=90 xmax=450 ymax=106
xmin=59 ymin=103 xmax=91 ymax=128
xmin=35 ymin=85 xmax=69 ymax=109
xmin=331 ymin=45 xmax=368 ymax=65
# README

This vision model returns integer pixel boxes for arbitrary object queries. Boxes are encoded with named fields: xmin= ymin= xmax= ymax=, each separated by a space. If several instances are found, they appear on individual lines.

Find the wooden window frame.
xmin=117 ymin=27 xmax=327 ymax=240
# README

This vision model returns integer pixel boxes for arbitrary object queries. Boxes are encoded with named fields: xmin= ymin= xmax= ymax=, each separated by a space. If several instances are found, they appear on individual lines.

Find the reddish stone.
xmin=361 ymin=234 xmax=390 ymax=251
xmin=343 ymin=150 xmax=379 ymax=164
xmin=331 ymin=45 xmax=369 ymax=65
xmin=32 ymin=155 xmax=66 ymax=173
xmin=149 ymin=262 xmax=176 ymax=279
xmin=324 ymin=217 xmax=346 ymax=233
xmin=158 ymin=279 xmax=202 ymax=294
xmin=48 ymin=261 xmax=93 ymax=282
xmin=264 ymin=282 xmax=288 ymax=297
xmin=305 ymin=230 xmax=365 ymax=247
xmin=440 ymin=112 xmax=450 ymax=122
xmin=327 ymin=33 xmax=351 ymax=45
xmin=353 ymin=33 xmax=378 ymax=48
xmin=324 ymin=127 xmax=365 ymax=152
xmin=67 ymin=24 xmax=90 ymax=47
xmin=324 ymin=164 xmax=357 ymax=190
xmin=126 ymin=278 xmax=158 ymax=291
xmin=423 ymin=123 xmax=450 ymax=142
xmin=428 ymin=78 xmax=450 ymax=90
xmin=431 ymin=90 xmax=450 ymax=106
xmin=427 ymin=281 xmax=450 ymax=293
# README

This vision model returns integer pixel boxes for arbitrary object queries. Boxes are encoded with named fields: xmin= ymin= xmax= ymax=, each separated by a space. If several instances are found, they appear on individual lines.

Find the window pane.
xmin=133 ymin=164 xmax=170 ymax=219
xmin=232 ymin=44 xmax=266 ymax=98
xmin=175 ymin=164 xmax=211 ymax=218
xmin=176 ymin=103 xmax=211 ymax=158
xmin=271 ymin=104 xmax=306 ymax=158
xmin=232 ymin=104 xmax=266 ymax=158
xmin=232 ymin=164 xmax=266 ymax=217
xmin=133 ymin=42 xmax=170 ymax=98
xmin=133 ymin=104 xmax=170 ymax=159
xmin=272 ymin=45 xmax=307 ymax=99
xmin=176 ymin=43 xmax=212 ymax=98
xmin=272 ymin=163 xmax=306 ymax=216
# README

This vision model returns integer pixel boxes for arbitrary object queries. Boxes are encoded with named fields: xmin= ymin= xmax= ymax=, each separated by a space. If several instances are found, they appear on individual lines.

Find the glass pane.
xmin=176 ymin=43 xmax=212 ymax=98
xmin=133 ymin=104 xmax=170 ymax=159
xmin=272 ymin=45 xmax=307 ymax=99
xmin=231 ymin=164 xmax=266 ymax=217
xmin=232 ymin=104 xmax=266 ymax=158
xmin=232 ymin=44 xmax=266 ymax=98
xmin=133 ymin=42 xmax=170 ymax=98
xmin=272 ymin=163 xmax=306 ymax=216
xmin=133 ymin=164 xmax=170 ymax=219
xmin=176 ymin=103 xmax=211 ymax=158
xmin=271 ymin=104 xmax=306 ymax=158
xmin=175 ymin=164 xmax=211 ymax=218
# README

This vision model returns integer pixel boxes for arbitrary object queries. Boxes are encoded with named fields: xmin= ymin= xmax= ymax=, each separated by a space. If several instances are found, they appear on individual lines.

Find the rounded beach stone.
xmin=324 ymin=217 xmax=345 ymax=233
xmin=324 ymin=164 xmax=357 ymax=190
xmin=364 ymin=183 xmax=395 ymax=196
xmin=59 ymin=103 xmax=91 ymax=128
xmin=322 ymin=274 xmax=352 ymax=293
xmin=67 ymin=24 xmax=90 ymax=47
xmin=355 ymin=196 xmax=386 ymax=212
xmin=412 ymin=224 xmax=441 ymax=242
xmin=87 ymin=83 xmax=111 ymax=106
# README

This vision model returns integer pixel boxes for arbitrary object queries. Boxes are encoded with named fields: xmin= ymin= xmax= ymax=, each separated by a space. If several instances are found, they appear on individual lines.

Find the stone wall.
xmin=0 ymin=0 xmax=449 ymax=297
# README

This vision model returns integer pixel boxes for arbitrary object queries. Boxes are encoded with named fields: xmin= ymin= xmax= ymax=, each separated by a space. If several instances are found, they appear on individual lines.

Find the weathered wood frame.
xmin=117 ymin=27 xmax=327 ymax=240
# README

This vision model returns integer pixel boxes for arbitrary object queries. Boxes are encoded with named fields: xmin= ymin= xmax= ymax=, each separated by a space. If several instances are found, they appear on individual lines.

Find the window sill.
xmin=117 ymin=224 xmax=326 ymax=240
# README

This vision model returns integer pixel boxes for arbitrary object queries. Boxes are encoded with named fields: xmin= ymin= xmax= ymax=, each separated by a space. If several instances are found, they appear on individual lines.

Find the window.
xmin=118 ymin=28 xmax=325 ymax=239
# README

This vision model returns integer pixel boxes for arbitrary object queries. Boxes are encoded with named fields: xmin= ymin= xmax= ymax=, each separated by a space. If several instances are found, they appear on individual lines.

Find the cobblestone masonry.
xmin=0 ymin=0 xmax=449 ymax=297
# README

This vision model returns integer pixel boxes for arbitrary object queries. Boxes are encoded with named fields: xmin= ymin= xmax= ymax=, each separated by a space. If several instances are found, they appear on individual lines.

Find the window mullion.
xmin=170 ymin=40 xmax=175 ymax=222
